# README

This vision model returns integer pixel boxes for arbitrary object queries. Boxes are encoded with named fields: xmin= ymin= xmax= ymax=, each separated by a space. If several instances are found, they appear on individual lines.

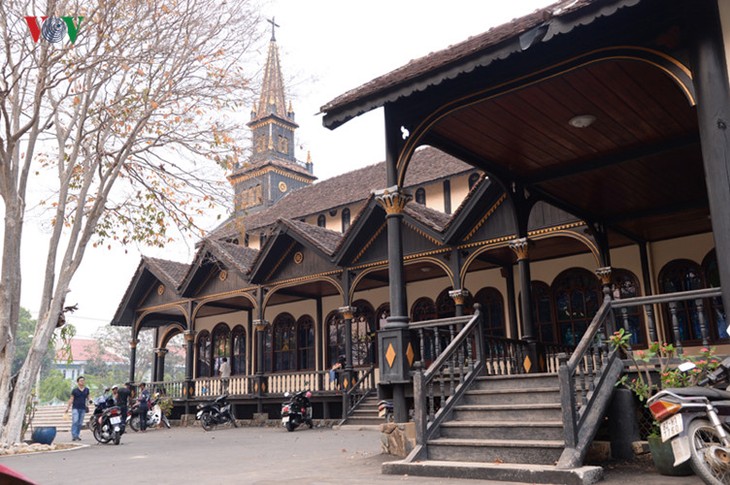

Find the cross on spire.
xmin=267 ymin=16 xmax=279 ymax=41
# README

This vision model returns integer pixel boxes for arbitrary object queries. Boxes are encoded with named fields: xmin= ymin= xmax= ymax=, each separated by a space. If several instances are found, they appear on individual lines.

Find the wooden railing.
xmin=412 ymin=306 xmax=484 ymax=448
xmin=341 ymin=365 xmax=377 ymax=423
xmin=193 ymin=375 xmax=250 ymax=398
xmin=147 ymin=380 xmax=186 ymax=399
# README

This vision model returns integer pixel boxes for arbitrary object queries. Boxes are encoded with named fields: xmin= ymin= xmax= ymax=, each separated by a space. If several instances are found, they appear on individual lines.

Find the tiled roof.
xmin=279 ymin=219 xmax=343 ymax=256
xmin=320 ymin=0 xmax=605 ymax=122
xmin=144 ymin=257 xmax=189 ymax=290
xmin=56 ymin=338 xmax=124 ymax=364
xmin=206 ymin=239 xmax=259 ymax=275
xmin=404 ymin=202 xmax=452 ymax=233
xmin=236 ymin=147 xmax=473 ymax=232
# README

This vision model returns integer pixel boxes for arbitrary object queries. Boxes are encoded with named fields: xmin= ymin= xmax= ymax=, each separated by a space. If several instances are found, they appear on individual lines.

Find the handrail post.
xmin=413 ymin=362 xmax=426 ymax=445
xmin=558 ymin=353 xmax=578 ymax=448
xmin=474 ymin=304 xmax=485 ymax=365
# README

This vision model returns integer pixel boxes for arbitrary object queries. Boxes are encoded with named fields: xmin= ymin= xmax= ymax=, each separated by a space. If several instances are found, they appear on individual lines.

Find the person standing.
xmin=116 ymin=382 xmax=131 ymax=432
xmin=219 ymin=357 xmax=231 ymax=394
xmin=66 ymin=376 xmax=89 ymax=441
xmin=137 ymin=382 xmax=150 ymax=431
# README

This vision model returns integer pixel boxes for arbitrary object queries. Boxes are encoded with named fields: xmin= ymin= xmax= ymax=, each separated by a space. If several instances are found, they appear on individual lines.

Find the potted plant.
xmin=609 ymin=328 xmax=720 ymax=476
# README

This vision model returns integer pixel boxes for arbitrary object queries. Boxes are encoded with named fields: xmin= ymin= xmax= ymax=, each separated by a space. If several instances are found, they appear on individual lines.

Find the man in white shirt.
xmin=219 ymin=357 xmax=231 ymax=394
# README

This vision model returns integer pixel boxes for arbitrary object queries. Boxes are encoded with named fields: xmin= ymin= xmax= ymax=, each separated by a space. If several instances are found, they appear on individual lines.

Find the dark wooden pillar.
xmin=690 ymin=0 xmax=730 ymax=315
xmin=253 ymin=287 xmax=268 ymax=413
xmin=129 ymin=336 xmax=138 ymax=383
xmin=449 ymin=289 xmax=470 ymax=317
xmin=509 ymin=237 xmax=540 ymax=372
xmin=184 ymin=330 xmax=195 ymax=381
xmin=501 ymin=265 xmax=519 ymax=340
xmin=155 ymin=348 xmax=168 ymax=382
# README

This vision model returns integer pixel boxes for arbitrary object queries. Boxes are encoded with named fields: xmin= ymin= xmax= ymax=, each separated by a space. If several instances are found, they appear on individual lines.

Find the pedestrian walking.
xmin=65 ymin=376 xmax=89 ymax=441
xmin=219 ymin=358 xmax=231 ymax=394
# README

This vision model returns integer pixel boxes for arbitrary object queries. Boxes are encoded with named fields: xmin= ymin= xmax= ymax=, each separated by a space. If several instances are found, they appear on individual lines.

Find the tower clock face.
xmin=278 ymin=181 xmax=288 ymax=192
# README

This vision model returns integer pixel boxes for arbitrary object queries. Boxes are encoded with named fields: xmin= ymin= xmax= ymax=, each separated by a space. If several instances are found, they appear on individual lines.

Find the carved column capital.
xmin=154 ymin=347 xmax=169 ymax=357
xmin=253 ymin=319 xmax=269 ymax=332
xmin=338 ymin=306 xmax=357 ymax=320
xmin=184 ymin=330 xmax=196 ymax=342
xmin=448 ymin=289 xmax=470 ymax=306
xmin=374 ymin=186 xmax=412 ymax=215
xmin=595 ymin=266 xmax=613 ymax=286
xmin=509 ymin=237 xmax=530 ymax=261
xmin=129 ymin=339 xmax=138 ymax=349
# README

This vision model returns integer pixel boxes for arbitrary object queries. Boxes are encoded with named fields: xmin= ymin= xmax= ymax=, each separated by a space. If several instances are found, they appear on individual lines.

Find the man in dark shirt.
xmin=115 ymin=383 xmax=132 ymax=432
xmin=65 ymin=376 xmax=89 ymax=441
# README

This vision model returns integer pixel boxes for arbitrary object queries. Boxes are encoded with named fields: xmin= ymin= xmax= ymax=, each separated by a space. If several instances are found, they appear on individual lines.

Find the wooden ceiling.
xmin=429 ymin=58 xmax=709 ymax=244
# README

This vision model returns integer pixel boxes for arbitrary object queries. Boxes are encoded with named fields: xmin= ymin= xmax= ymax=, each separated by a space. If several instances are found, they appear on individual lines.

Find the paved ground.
xmin=0 ymin=425 xmax=706 ymax=484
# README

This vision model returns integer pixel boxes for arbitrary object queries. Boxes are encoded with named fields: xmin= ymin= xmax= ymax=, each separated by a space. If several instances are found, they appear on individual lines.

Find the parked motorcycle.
xmin=195 ymin=394 xmax=237 ymax=431
xmin=647 ymin=356 xmax=730 ymax=484
xmin=378 ymin=400 xmax=394 ymax=422
xmin=281 ymin=389 xmax=313 ymax=432
xmin=128 ymin=393 xmax=171 ymax=431
xmin=89 ymin=391 xmax=124 ymax=445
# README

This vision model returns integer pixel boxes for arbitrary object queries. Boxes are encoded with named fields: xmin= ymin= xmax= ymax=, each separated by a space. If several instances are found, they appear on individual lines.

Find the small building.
xmin=54 ymin=338 xmax=124 ymax=382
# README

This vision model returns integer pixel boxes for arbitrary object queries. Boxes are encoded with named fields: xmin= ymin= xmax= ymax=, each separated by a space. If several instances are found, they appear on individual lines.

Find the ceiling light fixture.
xmin=568 ymin=114 xmax=596 ymax=129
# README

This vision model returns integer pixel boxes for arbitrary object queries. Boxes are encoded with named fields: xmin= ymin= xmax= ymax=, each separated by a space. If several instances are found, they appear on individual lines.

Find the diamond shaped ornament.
xmin=406 ymin=343 xmax=415 ymax=366
xmin=523 ymin=355 xmax=532 ymax=373
xmin=385 ymin=343 xmax=397 ymax=368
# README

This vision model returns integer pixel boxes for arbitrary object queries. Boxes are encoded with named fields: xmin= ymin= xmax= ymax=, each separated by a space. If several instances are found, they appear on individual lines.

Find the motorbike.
xmin=281 ymin=389 xmax=313 ymax=432
xmin=647 ymin=356 xmax=730 ymax=485
xmin=89 ymin=391 xmax=124 ymax=445
xmin=378 ymin=400 xmax=394 ymax=422
xmin=195 ymin=394 xmax=237 ymax=431
xmin=128 ymin=393 xmax=171 ymax=431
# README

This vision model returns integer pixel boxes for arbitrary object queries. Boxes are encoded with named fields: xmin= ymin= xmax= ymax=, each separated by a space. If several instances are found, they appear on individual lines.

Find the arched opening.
xmin=552 ymin=268 xmax=601 ymax=346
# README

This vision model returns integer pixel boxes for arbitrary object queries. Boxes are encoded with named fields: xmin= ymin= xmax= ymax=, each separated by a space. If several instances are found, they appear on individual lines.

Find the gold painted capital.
xmin=129 ymin=339 xmax=138 ymax=349
xmin=184 ymin=330 xmax=196 ymax=342
xmin=509 ymin=237 xmax=530 ymax=260
xmin=253 ymin=319 xmax=269 ymax=331
xmin=448 ymin=289 xmax=470 ymax=305
xmin=374 ymin=186 xmax=412 ymax=215
xmin=595 ymin=266 xmax=612 ymax=285
xmin=338 ymin=305 xmax=357 ymax=320
xmin=154 ymin=348 xmax=169 ymax=357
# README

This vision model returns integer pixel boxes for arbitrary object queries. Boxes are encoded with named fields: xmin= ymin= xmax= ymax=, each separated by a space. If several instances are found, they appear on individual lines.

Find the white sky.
xmin=20 ymin=0 xmax=555 ymax=336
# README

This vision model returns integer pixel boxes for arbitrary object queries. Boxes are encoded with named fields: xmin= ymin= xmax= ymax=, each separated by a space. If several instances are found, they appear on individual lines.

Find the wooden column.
xmin=509 ymin=237 xmax=539 ymax=373
xmin=155 ymin=348 xmax=168 ymax=382
xmin=690 ymin=0 xmax=730 ymax=315
xmin=449 ymin=289 xmax=470 ymax=318
xmin=501 ymin=265 xmax=519 ymax=340
xmin=129 ymin=337 xmax=138 ymax=384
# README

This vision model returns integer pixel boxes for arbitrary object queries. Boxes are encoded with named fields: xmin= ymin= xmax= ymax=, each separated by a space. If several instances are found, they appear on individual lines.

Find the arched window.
xmin=474 ymin=287 xmax=505 ymax=337
xmin=231 ymin=326 xmax=246 ymax=375
xmin=411 ymin=297 xmax=436 ymax=322
xmin=297 ymin=315 xmax=315 ymax=370
xmin=196 ymin=331 xmax=212 ymax=378
xmin=326 ymin=310 xmax=345 ymax=368
xmin=272 ymin=313 xmax=296 ymax=372
xmin=352 ymin=300 xmax=375 ymax=366
xmin=612 ymin=269 xmax=646 ymax=346
xmin=436 ymin=289 xmax=455 ymax=319
xmin=317 ymin=214 xmax=326 ymax=228
xmin=341 ymin=208 xmax=351 ymax=232
xmin=415 ymin=187 xmax=426 ymax=205
xmin=376 ymin=303 xmax=390 ymax=330
xmin=263 ymin=325 xmax=273 ymax=372
xmin=552 ymin=268 xmax=601 ymax=346
xmin=468 ymin=173 xmax=480 ymax=190
xmin=532 ymin=281 xmax=555 ymax=343
xmin=703 ymin=250 xmax=728 ymax=340
xmin=659 ymin=259 xmax=706 ymax=343
xmin=212 ymin=323 xmax=230 ymax=376
xmin=443 ymin=180 xmax=452 ymax=214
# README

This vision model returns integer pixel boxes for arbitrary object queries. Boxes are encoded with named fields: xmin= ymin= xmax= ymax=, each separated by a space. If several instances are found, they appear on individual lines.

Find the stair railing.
xmin=340 ymin=365 xmax=376 ymax=424
xmin=412 ymin=305 xmax=484 ymax=447
xmin=557 ymin=295 xmax=622 ymax=468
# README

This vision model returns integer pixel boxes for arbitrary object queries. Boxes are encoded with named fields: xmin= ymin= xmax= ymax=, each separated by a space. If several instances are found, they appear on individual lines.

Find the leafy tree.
xmin=0 ymin=0 xmax=262 ymax=444
xmin=11 ymin=308 xmax=53 ymax=377
xmin=39 ymin=370 xmax=71 ymax=404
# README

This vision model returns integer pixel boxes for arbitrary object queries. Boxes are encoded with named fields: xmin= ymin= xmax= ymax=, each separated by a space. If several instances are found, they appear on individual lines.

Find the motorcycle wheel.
xmin=162 ymin=414 xmax=171 ymax=429
xmin=93 ymin=424 xmax=110 ymax=444
xmin=385 ymin=412 xmax=394 ymax=423
xmin=687 ymin=418 xmax=730 ymax=485
xmin=229 ymin=412 xmax=237 ymax=428
xmin=285 ymin=420 xmax=295 ymax=432
xmin=128 ymin=415 xmax=140 ymax=432
xmin=307 ymin=419 xmax=313 ymax=429
xmin=201 ymin=412 xmax=214 ymax=431
xmin=113 ymin=431 xmax=121 ymax=445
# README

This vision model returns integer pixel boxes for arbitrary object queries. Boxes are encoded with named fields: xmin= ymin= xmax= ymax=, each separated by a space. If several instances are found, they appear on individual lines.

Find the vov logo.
xmin=24 ymin=16 xmax=83 ymax=44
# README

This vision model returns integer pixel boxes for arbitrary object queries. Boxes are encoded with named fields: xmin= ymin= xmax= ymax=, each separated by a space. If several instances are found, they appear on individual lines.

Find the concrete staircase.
xmin=341 ymin=395 xmax=383 ymax=428
xmin=384 ymin=373 xmax=603 ymax=484
xmin=31 ymin=405 xmax=71 ymax=433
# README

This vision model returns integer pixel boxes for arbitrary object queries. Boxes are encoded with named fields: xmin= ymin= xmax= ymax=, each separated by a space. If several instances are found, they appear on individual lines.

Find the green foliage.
xmin=39 ymin=371 xmax=72 ymax=404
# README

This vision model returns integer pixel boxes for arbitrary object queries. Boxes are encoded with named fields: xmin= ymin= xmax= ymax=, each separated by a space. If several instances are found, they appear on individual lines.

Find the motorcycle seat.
xmin=665 ymin=386 xmax=730 ymax=400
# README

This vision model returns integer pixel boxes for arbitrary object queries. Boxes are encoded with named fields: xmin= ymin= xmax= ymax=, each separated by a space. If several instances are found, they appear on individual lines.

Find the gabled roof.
xmin=178 ymin=238 xmax=259 ymax=296
xmin=404 ymin=202 xmax=451 ymax=233
xmin=278 ymin=219 xmax=343 ymax=256
xmin=320 ymin=0 xmax=640 ymax=128
xmin=144 ymin=257 xmax=189 ymax=289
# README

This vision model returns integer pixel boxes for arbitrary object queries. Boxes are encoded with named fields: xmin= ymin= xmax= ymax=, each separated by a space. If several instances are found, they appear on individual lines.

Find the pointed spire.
xmin=254 ymin=20 xmax=287 ymax=120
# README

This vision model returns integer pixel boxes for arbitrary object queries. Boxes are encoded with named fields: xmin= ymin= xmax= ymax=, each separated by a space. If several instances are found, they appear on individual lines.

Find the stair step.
xmin=452 ymin=403 xmax=562 ymax=421
xmin=426 ymin=438 xmax=563 ymax=464
xmin=439 ymin=421 xmax=564 ymax=440
xmin=383 ymin=460 xmax=603 ymax=485
xmin=472 ymin=373 xmax=559 ymax=391
xmin=463 ymin=387 xmax=560 ymax=405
